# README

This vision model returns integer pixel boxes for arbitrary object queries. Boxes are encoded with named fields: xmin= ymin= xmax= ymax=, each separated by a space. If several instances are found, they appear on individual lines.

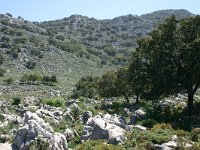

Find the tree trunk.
xmin=123 ymin=91 xmax=129 ymax=103
xmin=188 ymin=92 xmax=194 ymax=116
xmin=136 ymin=95 xmax=139 ymax=103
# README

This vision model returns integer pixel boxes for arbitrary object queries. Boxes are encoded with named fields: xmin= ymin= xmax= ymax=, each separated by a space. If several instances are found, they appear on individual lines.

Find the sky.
xmin=0 ymin=0 xmax=200 ymax=22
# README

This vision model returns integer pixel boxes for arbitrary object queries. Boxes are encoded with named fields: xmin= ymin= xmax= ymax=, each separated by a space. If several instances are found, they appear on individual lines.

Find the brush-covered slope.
xmin=0 ymin=9 xmax=193 ymax=97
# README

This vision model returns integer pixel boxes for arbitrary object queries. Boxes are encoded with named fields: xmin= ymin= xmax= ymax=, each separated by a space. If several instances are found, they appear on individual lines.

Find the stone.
xmin=82 ymin=111 xmax=92 ymax=124
xmin=12 ymin=111 xmax=68 ymax=150
xmin=81 ymin=115 xmax=125 ymax=144
xmin=103 ymin=114 xmax=127 ymax=130
xmin=64 ymin=128 xmax=74 ymax=142
xmin=0 ymin=134 xmax=10 ymax=143
xmin=133 ymin=125 xmax=148 ymax=130
xmin=1 ymin=114 xmax=22 ymax=124
xmin=51 ymin=133 xmax=68 ymax=150
xmin=129 ymin=109 xmax=146 ymax=125
xmin=162 ymin=141 xmax=177 ymax=148
xmin=185 ymin=143 xmax=193 ymax=148
xmin=172 ymin=135 xmax=178 ymax=141
xmin=0 ymin=143 xmax=12 ymax=150
xmin=155 ymin=141 xmax=177 ymax=150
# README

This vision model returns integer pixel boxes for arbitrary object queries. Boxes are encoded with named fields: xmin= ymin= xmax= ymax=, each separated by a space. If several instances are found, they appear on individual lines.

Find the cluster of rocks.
xmin=36 ymin=105 xmax=64 ymax=124
xmin=13 ymin=111 xmax=68 ymax=150
xmin=81 ymin=113 xmax=126 ymax=144
xmin=0 ymin=96 xmax=196 ymax=150
xmin=81 ymin=109 xmax=147 ymax=145
xmin=155 ymin=135 xmax=193 ymax=150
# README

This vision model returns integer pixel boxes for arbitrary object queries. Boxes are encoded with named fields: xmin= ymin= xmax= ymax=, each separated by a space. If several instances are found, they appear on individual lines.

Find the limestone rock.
xmin=12 ymin=111 xmax=68 ymax=150
xmin=81 ymin=115 xmax=125 ymax=144
xmin=82 ymin=111 xmax=92 ymax=124
xmin=0 ymin=143 xmax=12 ymax=150
xmin=64 ymin=128 xmax=74 ymax=142
xmin=129 ymin=109 xmax=146 ymax=125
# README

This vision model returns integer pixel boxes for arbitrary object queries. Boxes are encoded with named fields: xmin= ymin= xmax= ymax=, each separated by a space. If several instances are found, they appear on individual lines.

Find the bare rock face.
xmin=12 ymin=111 xmax=68 ymax=150
xmin=81 ymin=114 xmax=126 ymax=145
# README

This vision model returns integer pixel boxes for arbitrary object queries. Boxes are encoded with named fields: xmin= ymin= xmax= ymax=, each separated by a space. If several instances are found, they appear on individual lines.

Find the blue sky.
xmin=0 ymin=0 xmax=199 ymax=22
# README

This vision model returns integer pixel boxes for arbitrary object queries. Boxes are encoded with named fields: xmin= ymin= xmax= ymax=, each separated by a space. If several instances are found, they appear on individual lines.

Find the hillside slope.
xmin=0 ymin=9 xmax=193 ymax=97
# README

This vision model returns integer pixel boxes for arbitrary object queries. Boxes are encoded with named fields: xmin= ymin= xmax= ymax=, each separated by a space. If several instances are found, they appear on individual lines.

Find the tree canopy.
xmin=129 ymin=15 xmax=200 ymax=115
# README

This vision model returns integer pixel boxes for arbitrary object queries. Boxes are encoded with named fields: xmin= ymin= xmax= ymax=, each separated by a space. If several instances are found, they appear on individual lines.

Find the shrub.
xmin=150 ymin=123 xmax=173 ymax=132
xmin=191 ymin=128 xmax=200 ymax=142
xmin=12 ymin=97 xmax=21 ymax=105
xmin=13 ymin=37 xmax=27 ymax=44
xmin=20 ymin=74 xmax=41 ymax=84
xmin=25 ymin=60 xmax=36 ymax=69
xmin=30 ymin=48 xmax=41 ymax=56
xmin=43 ymin=98 xmax=65 ymax=108
xmin=0 ymin=68 xmax=6 ymax=77
xmin=29 ymin=138 xmax=49 ymax=150
xmin=3 ymin=77 xmax=14 ymax=85
xmin=42 ymin=75 xmax=57 ymax=85
xmin=122 ymin=128 xmax=175 ymax=149
xmin=1 ymin=36 xmax=10 ymax=42
xmin=55 ymin=35 xmax=65 ymax=41
xmin=76 ymin=140 xmax=124 ymax=150
xmin=70 ymin=106 xmax=81 ymax=121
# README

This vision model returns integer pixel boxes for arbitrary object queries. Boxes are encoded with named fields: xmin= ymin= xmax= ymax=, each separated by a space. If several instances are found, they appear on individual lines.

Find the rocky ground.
xmin=0 ymin=93 xmax=200 ymax=150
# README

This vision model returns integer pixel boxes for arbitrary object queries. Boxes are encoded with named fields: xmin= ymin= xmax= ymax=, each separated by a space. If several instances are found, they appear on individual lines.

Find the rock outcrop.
xmin=12 ymin=111 xmax=68 ymax=150
xmin=81 ymin=114 xmax=126 ymax=144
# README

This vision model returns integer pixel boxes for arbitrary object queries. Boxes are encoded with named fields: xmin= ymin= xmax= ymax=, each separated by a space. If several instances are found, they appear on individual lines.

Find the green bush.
xmin=150 ymin=123 xmax=173 ymax=132
xmin=0 ymin=122 xmax=18 ymax=135
xmin=72 ymin=76 xmax=99 ymax=98
xmin=76 ymin=140 xmax=124 ymax=150
xmin=29 ymin=138 xmax=49 ymax=150
xmin=191 ymin=128 xmax=200 ymax=142
xmin=55 ymin=35 xmax=65 ymax=41
xmin=3 ymin=77 xmax=14 ymax=85
xmin=20 ymin=74 xmax=41 ymax=84
xmin=0 ymin=68 xmax=6 ymax=77
xmin=12 ymin=97 xmax=21 ymax=105
xmin=25 ymin=60 xmax=36 ymax=69
xmin=122 ymin=126 xmax=179 ymax=149
xmin=13 ymin=37 xmax=27 ymax=44
xmin=43 ymin=98 xmax=65 ymax=108
xmin=42 ymin=75 xmax=57 ymax=85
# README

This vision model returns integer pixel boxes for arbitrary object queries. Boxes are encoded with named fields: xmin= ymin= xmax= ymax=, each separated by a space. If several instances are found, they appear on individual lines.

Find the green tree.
xmin=72 ymin=76 xmax=99 ymax=98
xmin=129 ymin=15 xmax=200 ymax=115
xmin=98 ymin=68 xmax=131 ymax=103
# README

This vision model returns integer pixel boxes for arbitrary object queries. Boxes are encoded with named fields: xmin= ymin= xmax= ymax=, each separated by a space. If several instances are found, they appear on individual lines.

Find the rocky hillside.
xmin=1 ymin=93 xmax=200 ymax=149
xmin=0 ymin=9 xmax=193 ymax=98
xmin=0 ymin=9 xmax=199 ymax=150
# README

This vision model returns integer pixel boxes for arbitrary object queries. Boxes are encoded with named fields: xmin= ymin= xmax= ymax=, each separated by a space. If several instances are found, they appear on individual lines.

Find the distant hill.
xmin=0 ymin=9 xmax=193 ymax=96
xmin=40 ymin=9 xmax=193 ymax=65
